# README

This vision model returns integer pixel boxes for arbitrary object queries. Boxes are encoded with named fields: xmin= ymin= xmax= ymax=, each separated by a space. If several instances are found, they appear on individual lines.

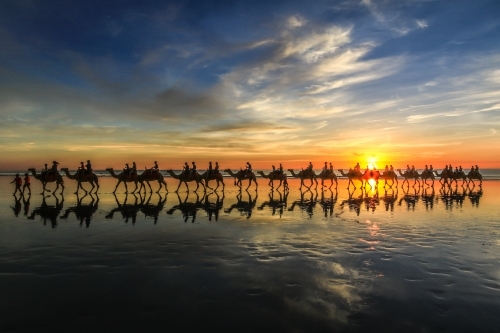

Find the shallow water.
xmin=1 ymin=177 xmax=499 ymax=332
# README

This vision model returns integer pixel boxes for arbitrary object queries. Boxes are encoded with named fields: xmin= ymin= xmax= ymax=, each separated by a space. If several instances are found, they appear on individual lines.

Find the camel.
xmin=434 ymin=169 xmax=453 ymax=186
xmin=418 ymin=170 xmax=435 ymax=186
xmin=317 ymin=170 xmax=338 ymax=189
xmin=224 ymin=190 xmax=258 ymax=219
xmin=199 ymin=170 xmax=225 ymax=191
xmin=60 ymin=192 xmax=99 ymax=228
xmin=287 ymin=169 xmax=318 ymax=189
xmin=165 ymin=170 xmax=205 ymax=192
xmin=60 ymin=168 xmax=99 ymax=194
xmin=375 ymin=170 xmax=398 ymax=187
xmin=106 ymin=168 xmax=141 ymax=193
xmin=224 ymin=169 xmax=258 ymax=190
xmin=257 ymin=171 xmax=288 ymax=190
xmin=397 ymin=169 xmax=421 ymax=188
xmin=28 ymin=168 xmax=65 ymax=194
xmin=337 ymin=169 xmax=379 ymax=189
xmin=138 ymin=169 xmax=168 ymax=193
xmin=466 ymin=170 xmax=483 ymax=187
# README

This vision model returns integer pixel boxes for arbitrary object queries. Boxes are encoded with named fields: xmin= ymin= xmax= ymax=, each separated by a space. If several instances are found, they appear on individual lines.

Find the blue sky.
xmin=1 ymin=0 xmax=500 ymax=169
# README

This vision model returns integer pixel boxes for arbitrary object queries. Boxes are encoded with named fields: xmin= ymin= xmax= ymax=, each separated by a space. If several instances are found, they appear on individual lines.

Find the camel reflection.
xmin=319 ymin=189 xmax=337 ymax=217
xmin=288 ymin=189 xmax=317 ymax=217
xmin=60 ymin=193 xmax=99 ymax=227
xmin=224 ymin=190 xmax=258 ymax=219
xmin=140 ymin=193 xmax=167 ymax=224
xmin=166 ymin=192 xmax=204 ymax=223
xmin=363 ymin=189 xmax=379 ymax=213
xmin=380 ymin=188 xmax=398 ymax=212
xmin=339 ymin=189 xmax=364 ymax=216
xmin=467 ymin=186 xmax=483 ymax=207
xmin=398 ymin=187 xmax=420 ymax=211
xmin=202 ymin=191 xmax=224 ymax=221
xmin=421 ymin=187 xmax=436 ymax=210
xmin=438 ymin=186 xmax=465 ymax=210
xmin=105 ymin=193 xmax=142 ymax=224
xmin=27 ymin=193 xmax=65 ymax=228
xmin=258 ymin=189 xmax=288 ymax=217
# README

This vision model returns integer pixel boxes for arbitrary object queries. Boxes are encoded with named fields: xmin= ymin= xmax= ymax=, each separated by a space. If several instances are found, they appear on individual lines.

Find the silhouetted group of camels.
xmin=24 ymin=164 xmax=483 ymax=195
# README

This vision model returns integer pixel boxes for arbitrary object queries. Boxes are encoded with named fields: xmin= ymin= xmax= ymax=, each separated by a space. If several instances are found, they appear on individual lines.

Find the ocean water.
xmin=0 ymin=177 xmax=499 ymax=332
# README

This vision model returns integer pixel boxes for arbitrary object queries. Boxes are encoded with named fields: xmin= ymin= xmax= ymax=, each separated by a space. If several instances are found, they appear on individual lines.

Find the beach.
xmin=0 ymin=177 xmax=499 ymax=332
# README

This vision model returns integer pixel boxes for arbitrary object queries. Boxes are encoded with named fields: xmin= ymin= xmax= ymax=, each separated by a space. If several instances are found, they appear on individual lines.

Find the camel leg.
xmin=147 ymin=181 xmax=153 ymax=193
xmin=114 ymin=181 xmax=122 ymax=193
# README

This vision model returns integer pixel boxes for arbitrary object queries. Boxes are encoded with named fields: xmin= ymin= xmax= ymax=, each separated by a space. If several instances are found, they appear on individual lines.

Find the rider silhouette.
xmin=214 ymin=162 xmax=220 ymax=174
xmin=245 ymin=162 xmax=252 ymax=177
xmin=191 ymin=162 xmax=197 ymax=177
xmin=86 ymin=160 xmax=92 ymax=176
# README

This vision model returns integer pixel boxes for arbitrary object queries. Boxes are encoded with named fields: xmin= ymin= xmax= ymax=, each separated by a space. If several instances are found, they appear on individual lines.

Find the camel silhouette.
xmin=165 ymin=170 xmax=205 ymax=192
xmin=106 ymin=168 xmax=141 ymax=193
xmin=224 ymin=169 xmax=258 ymax=190
xmin=287 ymin=169 xmax=318 ymax=189
xmin=60 ymin=168 xmax=99 ymax=194
xmin=28 ymin=168 xmax=64 ymax=194
xmin=199 ymin=170 xmax=225 ymax=191
xmin=257 ymin=189 xmax=288 ymax=217
xmin=257 ymin=171 xmax=288 ymax=190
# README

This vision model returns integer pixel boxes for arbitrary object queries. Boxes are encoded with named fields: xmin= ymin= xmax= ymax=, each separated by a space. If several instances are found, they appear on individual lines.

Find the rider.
xmin=41 ymin=163 xmax=48 ymax=179
xmin=214 ymin=162 xmax=220 ymax=174
xmin=323 ymin=162 xmax=328 ymax=175
xmin=78 ymin=162 xmax=85 ymax=177
xmin=475 ymin=165 xmax=480 ymax=176
xmin=124 ymin=163 xmax=130 ymax=176
xmin=278 ymin=163 xmax=283 ymax=175
xmin=191 ymin=162 xmax=197 ymax=176
xmin=389 ymin=165 xmax=394 ymax=173
xmin=384 ymin=165 xmax=389 ymax=175
xmin=208 ymin=162 xmax=213 ymax=176
xmin=245 ymin=162 xmax=252 ymax=177
xmin=131 ymin=162 xmax=137 ymax=177
xmin=86 ymin=160 xmax=92 ymax=176
xmin=150 ymin=161 xmax=159 ymax=174
xmin=45 ymin=161 xmax=59 ymax=181
xmin=329 ymin=162 xmax=334 ymax=175
xmin=272 ymin=165 xmax=276 ymax=175
xmin=183 ymin=162 xmax=190 ymax=176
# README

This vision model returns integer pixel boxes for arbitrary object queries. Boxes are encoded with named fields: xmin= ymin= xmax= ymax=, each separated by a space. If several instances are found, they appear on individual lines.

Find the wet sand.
xmin=0 ymin=177 xmax=499 ymax=332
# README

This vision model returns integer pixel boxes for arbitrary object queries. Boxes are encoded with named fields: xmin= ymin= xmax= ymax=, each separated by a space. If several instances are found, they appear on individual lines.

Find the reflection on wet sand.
xmin=224 ymin=190 xmax=257 ymax=219
xmin=288 ymin=189 xmax=317 ymax=217
xmin=60 ymin=193 xmax=99 ymax=227
xmin=258 ymin=189 xmax=288 ymax=217
xmin=0 ymin=178 xmax=499 ymax=332
xmin=166 ymin=192 xmax=204 ymax=223
xmin=27 ymin=193 xmax=64 ymax=227
xmin=105 ymin=193 xmax=142 ymax=224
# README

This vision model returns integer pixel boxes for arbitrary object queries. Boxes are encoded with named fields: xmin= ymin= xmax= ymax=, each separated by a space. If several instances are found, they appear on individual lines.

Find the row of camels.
xmin=25 ymin=166 xmax=483 ymax=194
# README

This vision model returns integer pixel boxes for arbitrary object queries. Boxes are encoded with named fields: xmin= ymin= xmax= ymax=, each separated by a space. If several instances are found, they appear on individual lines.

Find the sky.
xmin=1 ymin=0 xmax=500 ymax=170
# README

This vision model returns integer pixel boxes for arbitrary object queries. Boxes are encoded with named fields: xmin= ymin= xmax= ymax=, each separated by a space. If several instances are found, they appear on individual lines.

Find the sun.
xmin=367 ymin=157 xmax=378 ymax=170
